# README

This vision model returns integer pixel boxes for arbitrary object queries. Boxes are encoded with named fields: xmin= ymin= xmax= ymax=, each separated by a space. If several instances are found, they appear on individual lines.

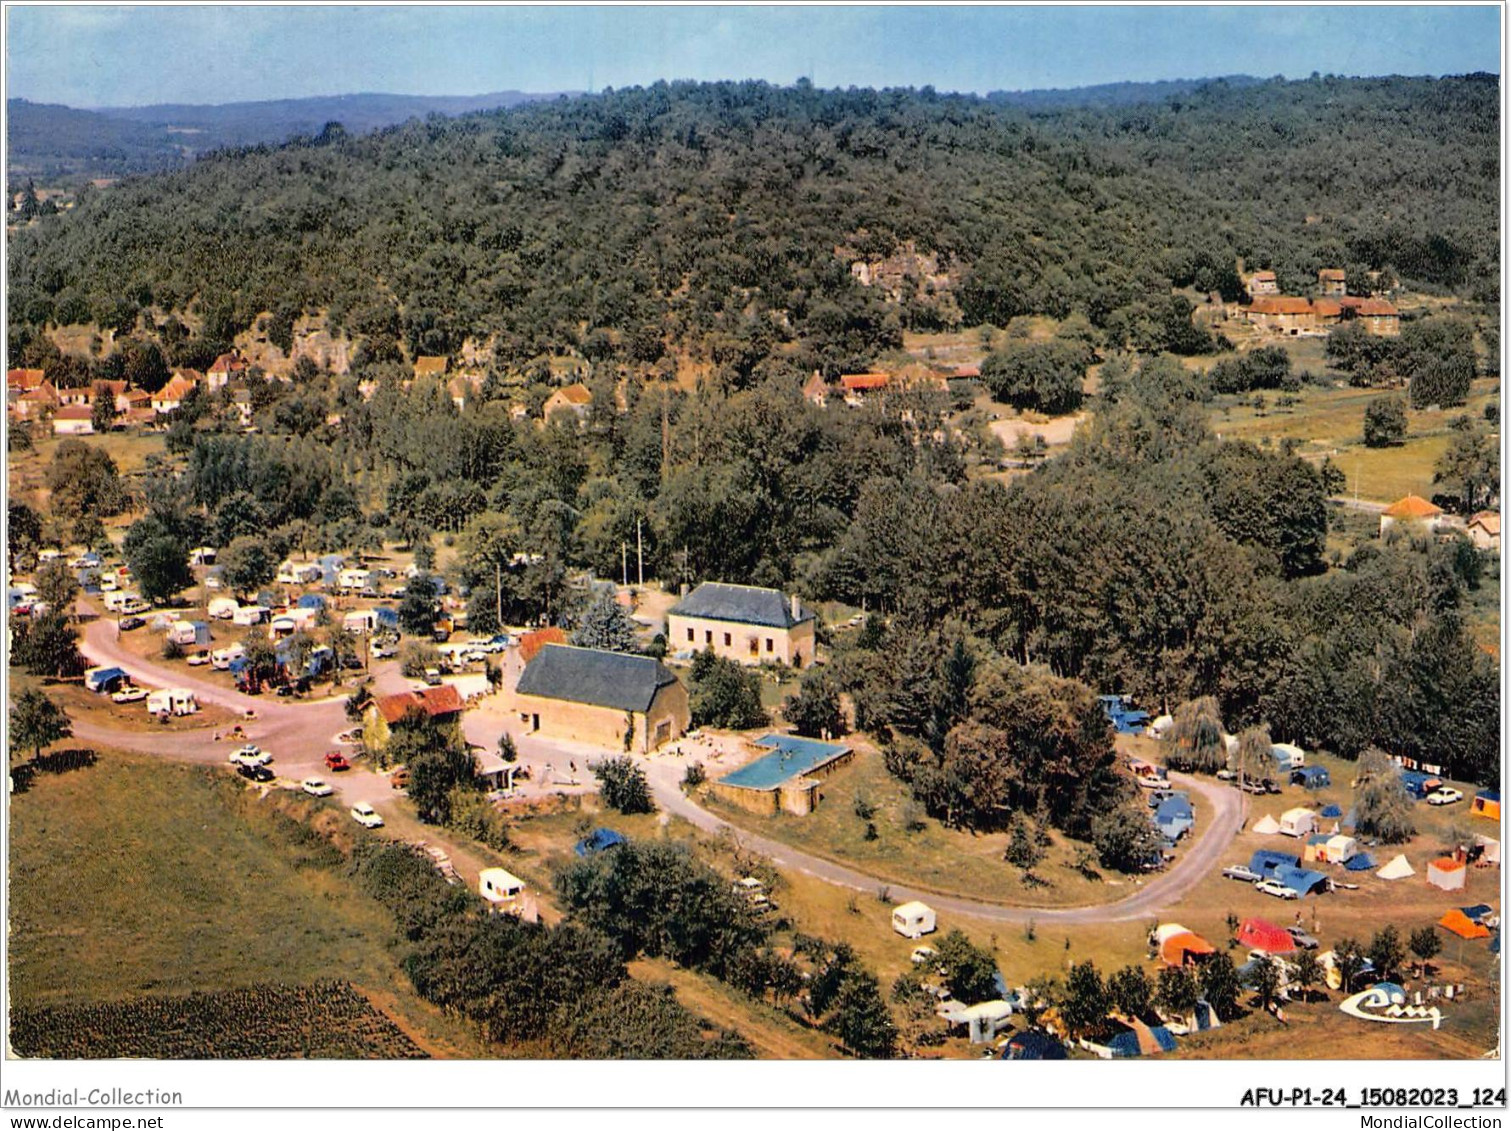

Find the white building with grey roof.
xmin=666 ymin=582 xmax=816 ymax=668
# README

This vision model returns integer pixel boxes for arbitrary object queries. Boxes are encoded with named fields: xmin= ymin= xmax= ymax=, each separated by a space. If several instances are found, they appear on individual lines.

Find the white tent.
xmin=1376 ymin=854 xmax=1415 ymax=880
xmin=1147 ymin=715 xmax=1174 ymax=739
xmin=892 ymin=900 xmax=937 ymax=939
xmin=1279 ymin=808 xmax=1317 ymax=837
xmin=1475 ymin=834 xmax=1501 ymax=865
xmin=1252 ymin=814 xmax=1281 ymax=835
xmin=1427 ymin=858 xmax=1467 ymax=891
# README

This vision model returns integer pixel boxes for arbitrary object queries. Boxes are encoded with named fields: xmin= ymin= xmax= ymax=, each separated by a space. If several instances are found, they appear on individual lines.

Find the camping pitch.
xmin=1377 ymin=854 xmax=1415 ymax=880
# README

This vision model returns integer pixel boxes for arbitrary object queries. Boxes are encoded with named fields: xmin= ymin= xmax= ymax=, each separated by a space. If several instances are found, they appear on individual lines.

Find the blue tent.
xmin=573 ymin=828 xmax=627 ymax=857
xmin=1292 ymin=766 xmax=1331 ymax=788
xmin=1250 ymin=850 xmax=1300 ymax=878
xmin=374 ymin=606 xmax=400 ymax=630
xmin=1344 ymin=853 xmax=1375 ymax=872
xmin=85 ymin=666 xmax=128 ymax=693
xmin=1156 ymin=796 xmax=1193 ymax=821
xmin=296 ymin=593 xmax=327 ymax=611
xmin=1107 ymin=1025 xmax=1177 ymax=1058
xmin=1320 ymin=803 xmax=1343 ymax=818
xmin=1491 ymin=931 xmax=1500 ymax=956
xmin=1399 ymin=770 xmax=1442 ymax=800
xmin=187 ymin=620 xmax=211 ymax=646
xmin=1192 ymin=1000 xmax=1222 ymax=1032
xmin=1273 ymin=864 xmax=1329 ymax=895
xmin=1461 ymin=904 xmax=1494 ymax=924
xmin=228 ymin=656 xmax=251 ymax=674
xmin=1001 ymin=1030 xmax=1067 ymax=1060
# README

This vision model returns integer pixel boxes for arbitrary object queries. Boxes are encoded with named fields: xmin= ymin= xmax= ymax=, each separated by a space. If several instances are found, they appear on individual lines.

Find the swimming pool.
xmin=717 ymin=734 xmax=852 ymax=790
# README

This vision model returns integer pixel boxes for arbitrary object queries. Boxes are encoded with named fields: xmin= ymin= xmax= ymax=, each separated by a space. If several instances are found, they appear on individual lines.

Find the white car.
xmin=1427 ymin=788 xmax=1464 ymax=806
xmin=111 ymin=686 xmax=148 ymax=704
xmin=229 ymin=744 xmax=272 ymax=768
xmin=186 ymin=652 xmax=212 ymax=667
xmin=910 ymin=945 xmax=939 ymax=966
xmin=1254 ymin=879 xmax=1300 ymax=900
xmin=301 ymin=778 xmax=334 ymax=797
xmin=351 ymin=802 xmax=384 ymax=829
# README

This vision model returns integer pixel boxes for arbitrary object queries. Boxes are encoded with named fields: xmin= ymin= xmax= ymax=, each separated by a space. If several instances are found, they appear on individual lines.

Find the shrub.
xmin=590 ymin=756 xmax=655 ymax=814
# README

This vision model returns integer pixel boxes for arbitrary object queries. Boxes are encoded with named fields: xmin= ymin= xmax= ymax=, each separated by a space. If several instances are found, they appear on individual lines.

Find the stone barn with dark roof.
xmin=514 ymin=644 xmax=689 ymax=753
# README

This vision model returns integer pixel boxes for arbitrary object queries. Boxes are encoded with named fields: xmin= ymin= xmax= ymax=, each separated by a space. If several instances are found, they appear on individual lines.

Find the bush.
xmin=590 ymin=756 xmax=655 ymax=814
xmin=783 ymin=669 xmax=846 ymax=738
xmin=1363 ymin=395 xmax=1408 ymax=447
xmin=687 ymin=649 xmax=768 ymax=730
xmin=445 ymin=786 xmax=511 ymax=851
xmin=681 ymin=761 xmax=706 ymax=789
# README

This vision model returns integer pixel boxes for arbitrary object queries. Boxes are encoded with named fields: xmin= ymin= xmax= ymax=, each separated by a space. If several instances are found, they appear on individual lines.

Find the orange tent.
xmin=1159 ymin=931 xmax=1216 ymax=967
xmin=1439 ymin=910 xmax=1491 ymax=940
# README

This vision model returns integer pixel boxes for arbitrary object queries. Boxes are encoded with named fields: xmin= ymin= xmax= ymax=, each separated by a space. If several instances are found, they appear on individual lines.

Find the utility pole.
xmin=495 ymin=560 xmax=503 ymax=631
xmin=621 ymin=542 xmax=628 ymax=587
xmin=636 ymin=519 xmax=644 ymax=587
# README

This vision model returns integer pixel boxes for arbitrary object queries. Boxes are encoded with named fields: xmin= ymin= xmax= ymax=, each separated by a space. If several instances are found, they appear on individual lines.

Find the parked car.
xmin=325 ymin=751 xmax=352 ymax=772
xmin=1216 ymin=769 xmax=1237 ymax=781
xmin=118 ymin=598 xmax=150 ymax=615
xmin=301 ymin=777 xmax=334 ymax=797
xmin=1222 ymin=864 xmax=1262 ymax=883
xmin=372 ymin=641 xmax=398 ymax=659
xmin=351 ymin=802 xmax=384 ymax=829
xmin=1427 ymin=788 xmax=1464 ymax=806
xmin=341 ymin=654 xmax=364 ymax=670
xmin=1254 ymin=879 xmax=1300 ymax=900
xmin=423 ymin=668 xmax=442 ymax=686
xmin=1286 ymin=925 xmax=1320 ymax=949
xmin=237 ymin=763 xmax=275 ymax=783
xmin=229 ymin=744 xmax=271 ymax=768
xmin=111 ymin=686 xmax=149 ymax=704
xmin=118 ymin=615 xmax=145 ymax=631
xmin=390 ymin=767 xmax=410 ymax=791
xmin=186 ymin=652 xmax=212 ymax=666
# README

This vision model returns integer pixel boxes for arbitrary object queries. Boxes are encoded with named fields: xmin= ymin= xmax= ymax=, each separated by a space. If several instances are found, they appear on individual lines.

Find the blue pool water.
xmin=718 ymin=734 xmax=851 ymax=790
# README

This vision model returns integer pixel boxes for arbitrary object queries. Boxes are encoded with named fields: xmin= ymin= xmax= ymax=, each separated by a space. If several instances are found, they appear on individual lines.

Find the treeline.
xmin=8 ymin=75 xmax=1498 ymax=377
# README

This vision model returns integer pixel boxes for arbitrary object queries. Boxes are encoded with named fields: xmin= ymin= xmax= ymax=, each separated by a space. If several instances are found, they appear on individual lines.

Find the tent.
xmin=1159 ymin=930 xmax=1216 ymax=967
xmin=1472 ymin=790 xmax=1501 ymax=822
xmin=1320 ymin=804 xmax=1344 ymax=819
xmin=1427 ymin=858 xmax=1467 ymax=892
xmin=1303 ymin=833 xmax=1330 ymax=863
xmin=1344 ymin=853 xmax=1376 ymax=872
xmin=1279 ymin=808 xmax=1318 ymax=837
xmin=1271 ymin=743 xmax=1306 ymax=769
xmin=1292 ymin=766 xmax=1330 ymax=789
xmin=1250 ymin=849 xmax=1299 ymax=878
xmin=1376 ymin=854 xmax=1415 ymax=880
xmin=1191 ymin=1000 xmax=1222 ymax=1033
xmin=1146 ymin=714 xmax=1174 ymax=739
xmin=1459 ymin=904 xmax=1494 ymax=924
xmin=1491 ymin=931 xmax=1500 ymax=956
xmin=573 ymin=828 xmax=627 ymax=857
xmin=84 ymin=665 xmax=128 ymax=693
xmin=1236 ymin=917 xmax=1296 ymax=955
xmin=1399 ymin=770 xmax=1443 ymax=801
xmin=1474 ymin=835 xmax=1501 ymax=866
xmin=1107 ymin=1021 xmax=1177 ymax=1058
xmin=1001 ymin=1030 xmax=1067 ymax=1061
xmin=1438 ymin=910 xmax=1490 ymax=940
xmin=1273 ymin=864 xmax=1329 ymax=896
xmin=296 ymin=593 xmax=327 ymax=611
xmin=1252 ymin=814 xmax=1281 ymax=835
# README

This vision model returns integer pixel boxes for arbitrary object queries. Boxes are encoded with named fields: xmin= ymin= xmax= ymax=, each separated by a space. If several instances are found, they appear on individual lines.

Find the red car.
xmin=324 ymin=751 xmax=351 ymax=772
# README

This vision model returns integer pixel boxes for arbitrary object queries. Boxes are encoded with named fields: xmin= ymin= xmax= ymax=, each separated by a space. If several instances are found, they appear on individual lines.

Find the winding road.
xmin=71 ymin=606 xmax=1247 ymax=925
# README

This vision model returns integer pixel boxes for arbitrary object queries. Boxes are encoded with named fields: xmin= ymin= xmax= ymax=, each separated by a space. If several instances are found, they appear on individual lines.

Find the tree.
xmin=1199 ymin=953 xmax=1242 ymax=1020
xmin=219 ymin=534 xmax=276 ymax=599
xmin=497 ymin=732 xmax=518 ymax=764
xmin=1154 ymin=965 xmax=1201 ymax=1020
xmin=571 ymin=589 xmax=639 ymax=653
xmin=1233 ymin=725 xmax=1272 ymax=792
xmin=783 ymin=669 xmax=846 ymax=738
xmin=398 ymin=574 xmax=441 ymax=636
xmin=686 ymin=649 xmax=768 ymax=730
xmin=980 ymin=339 xmax=1090 ymax=415
xmin=1293 ymin=949 xmax=1322 ymax=1002
xmin=1432 ymin=418 xmax=1500 ymax=514
xmin=1408 ymin=926 xmax=1442 ymax=973
xmin=828 ymin=970 xmax=897 ymax=1059
xmin=1060 ymin=960 xmax=1109 ymax=1039
xmin=1004 ymin=813 xmax=1043 ymax=868
xmin=1352 ymin=747 xmax=1417 ymax=843
xmin=33 ymin=559 xmax=78 ymax=618
xmin=1403 ymin=318 xmax=1476 ymax=409
xmin=1107 ymin=964 xmax=1153 ymax=1020
xmin=10 ymin=688 xmax=72 ymax=760
xmin=46 ymin=439 xmax=126 ymax=542
xmin=1250 ymin=956 xmax=1281 ymax=1013
xmin=122 ymin=516 xmax=192 ymax=605
xmin=12 ymin=612 xmax=85 ymax=678
xmin=1091 ymin=801 xmax=1163 ymax=873
xmin=1165 ymin=696 xmax=1225 ymax=773
xmin=1363 ymin=395 xmax=1408 ymax=448
xmin=405 ymin=734 xmax=477 ymax=825
xmin=1368 ymin=924 xmax=1406 ymax=983
xmin=1332 ymin=936 xmax=1367 ymax=994
xmin=590 ymin=756 xmax=655 ymax=814
xmin=935 ymin=929 xmax=999 ymax=1004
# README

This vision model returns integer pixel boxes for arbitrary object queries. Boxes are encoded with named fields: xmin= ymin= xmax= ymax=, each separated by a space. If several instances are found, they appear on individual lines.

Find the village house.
xmin=1467 ymin=512 xmax=1500 ymax=553
xmin=802 ymin=371 xmax=830 ymax=408
xmin=1246 ymin=269 xmax=1279 ymax=298
xmin=1379 ymin=494 xmax=1446 ymax=537
xmin=1318 ymin=268 xmax=1346 ymax=297
xmin=205 ymin=355 xmax=244 ymax=391
xmin=1244 ymin=296 xmax=1319 ymax=336
xmin=414 ymin=355 xmax=448 ymax=380
xmin=1344 ymin=296 xmax=1401 ymax=336
xmin=666 ymin=581 xmax=817 ymax=668
xmin=152 ymin=373 xmax=198 ymax=414
xmin=513 ymin=644 xmax=689 ymax=753
xmin=363 ymin=684 xmax=466 ymax=758
xmin=95 ymin=379 xmax=131 ymax=414
xmin=57 ymin=385 xmax=93 ymax=408
xmin=542 ymin=382 xmax=593 ymax=422
xmin=52 ymin=405 xmax=95 ymax=435
xmin=13 ymin=381 xmax=61 ymax=420
xmin=7 ymin=367 xmax=46 ymax=393
xmin=448 ymin=375 xmax=474 ymax=411
xmin=840 ymin=372 xmax=890 ymax=406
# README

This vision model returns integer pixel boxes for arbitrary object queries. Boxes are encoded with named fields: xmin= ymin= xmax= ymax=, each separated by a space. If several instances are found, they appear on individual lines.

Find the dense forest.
xmin=8 ymin=74 xmax=1499 ymax=375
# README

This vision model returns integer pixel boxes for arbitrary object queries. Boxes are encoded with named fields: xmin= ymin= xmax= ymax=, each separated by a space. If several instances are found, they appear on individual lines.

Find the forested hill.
xmin=8 ymin=75 xmax=1498 ymax=376
xmin=986 ymin=74 xmax=1262 ymax=110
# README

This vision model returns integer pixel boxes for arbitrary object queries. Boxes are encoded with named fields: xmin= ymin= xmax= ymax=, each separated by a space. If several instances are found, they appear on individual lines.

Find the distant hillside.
xmin=6 ymin=90 xmax=567 ymax=181
xmin=987 ymin=74 xmax=1263 ymax=110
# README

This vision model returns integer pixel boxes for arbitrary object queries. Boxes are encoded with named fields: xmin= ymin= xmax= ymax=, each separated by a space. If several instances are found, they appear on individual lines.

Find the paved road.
xmin=73 ymin=604 xmax=1246 ymax=925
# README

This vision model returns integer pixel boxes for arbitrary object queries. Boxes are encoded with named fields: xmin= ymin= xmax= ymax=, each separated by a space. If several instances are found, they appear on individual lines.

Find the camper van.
xmin=1278 ymin=808 xmax=1318 ymax=838
xmin=84 ymin=665 xmax=128 ymax=694
xmin=276 ymin=561 xmax=323 ymax=585
xmin=211 ymin=642 xmax=247 ymax=670
xmin=892 ymin=900 xmax=938 ymax=939
xmin=207 ymin=597 xmax=240 ymax=620
xmin=167 ymin=620 xmax=209 ymax=648
xmin=233 ymin=605 xmax=270 ymax=626
xmin=147 ymin=688 xmax=198 ymax=717
xmin=479 ymin=867 xmax=525 ymax=914
xmin=1271 ymin=743 xmax=1306 ymax=770
xmin=337 ymin=568 xmax=372 ymax=592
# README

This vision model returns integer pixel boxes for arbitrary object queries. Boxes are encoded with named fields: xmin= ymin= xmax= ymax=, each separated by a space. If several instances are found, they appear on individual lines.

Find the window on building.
xmin=723 ymin=632 xmax=731 ymax=647
xmin=749 ymin=638 xmax=759 ymax=655
xmin=705 ymin=630 xmax=712 ymax=645
xmin=766 ymin=638 xmax=774 ymax=652
xmin=686 ymin=628 xmax=694 ymax=643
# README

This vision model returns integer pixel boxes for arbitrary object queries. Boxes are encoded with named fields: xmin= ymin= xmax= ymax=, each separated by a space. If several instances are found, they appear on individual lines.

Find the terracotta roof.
xmin=1311 ymin=299 xmax=1343 ymax=318
xmin=373 ymin=684 xmax=464 ymax=725
xmin=801 ymin=371 xmax=828 ymax=399
xmin=155 ymin=375 xmax=196 ymax=402
xmin=841 ymin=373 xmax=890 ymax=391
xmin=545 ymin=382 xmax=592 ymax=407
xmin=95 ymin=379 xmax=128 ymax=396
xmin=172 ymin=367 xmax=206 ymax=384
xmin=207 ymin=353 xmax=247 ymax=375
xmin=1248 ymin=296 xmax=1314 ymax=315
xmin=1384 ymin=495 xmax=1443 ymax=519
xmin=124 ymin=389 xmax=152 ymax=406
xmin=414 ymin=356 xmax=448 ymax=377
xmin=952 ymin=364 xmax=981 ymax=379
xmin=54 ymin=405 xmax=93 ymax=420
xmin=1250 ymin=270 xmax=1276 ymax=281
xmin=1318 ymin=269 xmax=1346 ymax=281
xmin=1355 ymin=299 xmax=1398 ymax=317
xmin=1469 ymin=512 xmax=1500 ymax=535
xmin=7 ymin=368 xmax=44 ymax=390
xmin=519 ymin=626 xmax=568 ymax=664
xmin=19 ymin=382 xmax=59 ymax=403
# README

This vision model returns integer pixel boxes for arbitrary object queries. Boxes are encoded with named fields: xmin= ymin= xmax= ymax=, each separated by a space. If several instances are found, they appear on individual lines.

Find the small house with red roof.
xmin=363 ymin=684 xmax=466 ymax=755
xmin=543 ymin=382 xmax=593 ymax=422
xmin=501 ymin=625 xmax=569 ymax=691
xmin=1317 ymin=268 xmax=1346 ymax=297
xmin=152 ymin=373 xmax=198 ymax=414
xmin=840 ymin=372 xmax=890 ymax=406
xmin=1380 ymin=494 xmax=1445 ymax=537
xmin=1246 ymin=270 xmax=1279 ymax=298
xmin=7 ymin=367 xmax=45 ymax=392
xmin=205 ymin=354 xmax=245 ymax=390
xmin=802 ymin=370 xmax=830 ymax=408
xmin=13 ymin=381 xmax=60 ymax=419
xmin=1467 ymin=512 xmax=1500 ymax=554
xmin=52 ymin=404 xmax=95 ymax=435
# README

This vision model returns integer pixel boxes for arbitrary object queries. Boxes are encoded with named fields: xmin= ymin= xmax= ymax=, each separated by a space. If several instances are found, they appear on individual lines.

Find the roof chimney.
xmin=791 ymin=592 xmax=801 ymax=621
xmin=680 ymin=582 xmax=688 ymax=599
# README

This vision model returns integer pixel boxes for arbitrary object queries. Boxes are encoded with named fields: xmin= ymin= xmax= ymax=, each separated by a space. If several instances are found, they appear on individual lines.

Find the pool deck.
xmin=717 ymin=734 xmax=852 ymax=791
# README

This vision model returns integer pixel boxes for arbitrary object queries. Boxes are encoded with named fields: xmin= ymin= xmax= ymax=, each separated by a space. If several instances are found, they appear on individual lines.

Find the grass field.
xmin=9 ymin=669 xmax=234 ymax=736
xmin=7 ymin=746 xmax=486 ymax=1057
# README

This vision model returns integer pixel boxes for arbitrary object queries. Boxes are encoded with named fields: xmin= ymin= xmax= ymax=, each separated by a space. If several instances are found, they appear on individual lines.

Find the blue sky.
xmin=5 ymin=5 xmax=1502 ymax=108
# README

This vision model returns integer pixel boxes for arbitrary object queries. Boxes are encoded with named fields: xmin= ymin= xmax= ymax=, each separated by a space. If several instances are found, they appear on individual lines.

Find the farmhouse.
xmin=1379 ymin=494 xmax=1445 ymax=537
xmin=1318 ymin=268 xmax=1346 ymax=296
xmin=52 ymin=405 xmax=94 ymax=435
xmin=1246 ymin=270 xmax=1278 ymax=297
xmin=152 ymin=373 xmax=198 ymax=414
xmin=1341 ymin=296 xmax=1401 ymax=336
xmin=206 ymin=354 xmax=246 ymax=390
xmin=543 ymin=383 xmax=593 ymax=421
xmin=513 ymin=644 xmax=688 ymax=753
xmin=802 ymin=370 xmax=830 ymax=407
xmin=7 ymin=367 xmax=45 ymax=392
xmin=840 ymin=372 xmax=890 ymax=405
xmin=1244 ymin=296 xmax=1318 ymax=335
xmin=14 ymin=381 xmax=60 ymax=419
xmin=1467 ymin=512 xmax=1500 ymax=553
xmin=414 ymin=355 xmax=448 ymax=379
xmin=667 ymin=582 xmax=816 ymax=668
xmin=363 ymin=684 xmax=465 ymax=756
